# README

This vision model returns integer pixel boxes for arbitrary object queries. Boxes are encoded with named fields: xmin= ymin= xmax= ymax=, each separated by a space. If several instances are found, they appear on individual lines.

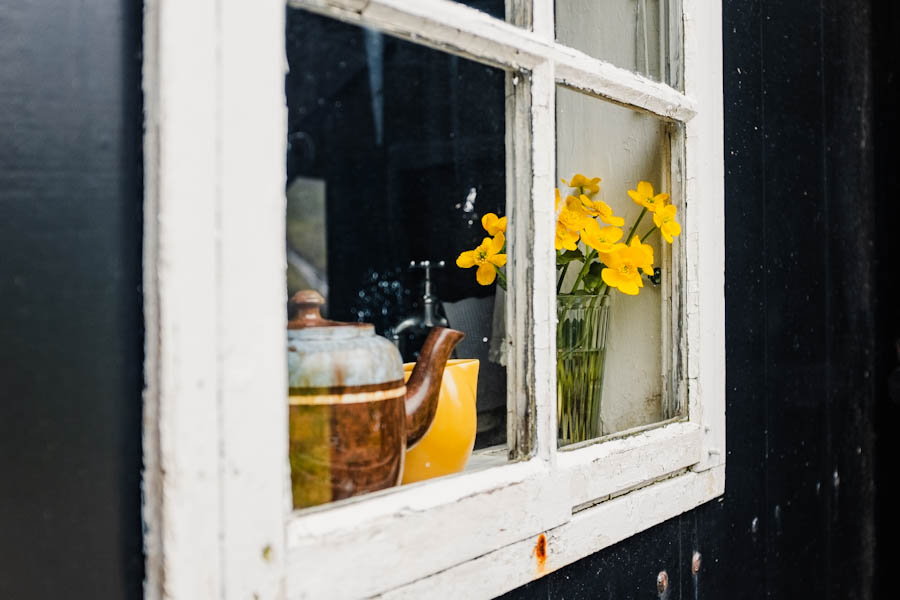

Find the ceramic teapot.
xmin=401 ymin=358 xmax=479 ymax=484
xmin=287 ymin=290 xmax=464 ymax=509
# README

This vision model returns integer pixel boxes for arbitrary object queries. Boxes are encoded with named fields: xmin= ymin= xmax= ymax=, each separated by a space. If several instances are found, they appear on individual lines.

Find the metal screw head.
xmin=692 ymin=551 xmax=702 ymax=575
xmin=657 ymin=570 xmax=669 ymax=594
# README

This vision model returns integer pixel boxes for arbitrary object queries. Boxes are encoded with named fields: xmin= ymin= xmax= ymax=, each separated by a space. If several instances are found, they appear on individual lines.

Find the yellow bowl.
xmin=401 ymin=358 xmax=479 ymax=484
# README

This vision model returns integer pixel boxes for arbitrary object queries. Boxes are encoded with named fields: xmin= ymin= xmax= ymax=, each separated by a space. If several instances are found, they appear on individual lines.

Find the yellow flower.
xmin=627 ymin=181 xmax=669 ymax=213
xmin=555 ymin=222 xmax=580 ymax=251
xmin=561 ymin=174 xmax=602 ymax=196
xmin=456 ymin=233 xmax=507 ymax=285
xmin=627 ymin=236 xmax=655 ymax=276
xmin=558 ymin=196 xmax=592 ymax=232
xmin=579 ymin=194 xmax=625 ymax=226
xmin=554 ymin=193 xmax=592 ymax=251
xmin=580 ymin=220 xmax=624 ymax=253
xmin=652 ymin=204 xmax=681 ymax=243
xmin=600 ymin=238 xmax=655 ymax=296
xmin=481 ymin=213 xmax=507 ymax=236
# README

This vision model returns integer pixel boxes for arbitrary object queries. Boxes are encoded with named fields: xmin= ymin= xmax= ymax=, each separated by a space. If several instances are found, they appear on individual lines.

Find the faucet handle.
xmin=409 ymin=260 xmax=446 ymax=271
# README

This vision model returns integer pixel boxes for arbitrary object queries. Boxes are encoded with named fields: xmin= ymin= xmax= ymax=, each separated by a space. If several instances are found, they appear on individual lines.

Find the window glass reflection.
xmin=286 ymin=8 xmax=509 ymax=511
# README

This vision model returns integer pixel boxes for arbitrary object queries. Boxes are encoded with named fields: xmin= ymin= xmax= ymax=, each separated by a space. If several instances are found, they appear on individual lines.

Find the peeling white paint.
xmin=144 ymin=1 xmax=724 ymax=598
xmin=143 ymin=0 xmax=287 ymax=598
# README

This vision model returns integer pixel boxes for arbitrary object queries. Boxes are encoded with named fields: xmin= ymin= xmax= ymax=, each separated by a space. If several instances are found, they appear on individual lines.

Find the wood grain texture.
xmin=143 ymin=0 xmax=288 ymax=598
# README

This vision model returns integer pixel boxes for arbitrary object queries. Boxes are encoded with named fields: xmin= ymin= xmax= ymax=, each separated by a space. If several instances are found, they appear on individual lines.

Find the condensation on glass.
xmin=285 ymin=8 xmax=510 ymax=509
xmin=556 ymin=0 xmax=684 ymax=90
xmin=555 ymin=85 xmax=685 ymax=448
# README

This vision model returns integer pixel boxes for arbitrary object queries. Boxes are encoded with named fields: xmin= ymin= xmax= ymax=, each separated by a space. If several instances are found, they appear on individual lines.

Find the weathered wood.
xmin=143 ymin=1 xmax=223 ymax=597
xmin=682 ymin=0 xmax=726 ymax=473
xmin=379 ymin=467 xmax=725 ymax=599
xmin=219 ymin=3 xmax=289 ymax=597
xmin=559 ymin=421 xmax=703 ymax=508
xmin=287 ymin=0 xmax=697 ymax=121
xmin=143 ymin=1 xmax=725 ymax=597
xmin=143 ymin=0 xmax=288 ymax=598
xmin=285 ymin=461 xmax=568 ymax=599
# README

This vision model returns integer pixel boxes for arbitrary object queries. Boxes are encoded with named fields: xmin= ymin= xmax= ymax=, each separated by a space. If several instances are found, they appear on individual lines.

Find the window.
xmin=142 ymin=1 xmax=724 ymax=598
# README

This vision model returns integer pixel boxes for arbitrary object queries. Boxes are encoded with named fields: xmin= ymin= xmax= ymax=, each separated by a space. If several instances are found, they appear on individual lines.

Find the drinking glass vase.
xmin=557 ymin=293 xmax=611 ymax=445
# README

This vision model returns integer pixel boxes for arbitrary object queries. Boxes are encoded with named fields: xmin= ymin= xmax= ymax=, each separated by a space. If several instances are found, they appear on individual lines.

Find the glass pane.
xmin=556 ymin=0 xmax=683 ymax=90
xmin=452 ymin=0 xmax=506 ymax=21
xmin=285 ymin=8 xmax=510 ymax=510
xmin=555 ymin=85 xmax=684 ymax=447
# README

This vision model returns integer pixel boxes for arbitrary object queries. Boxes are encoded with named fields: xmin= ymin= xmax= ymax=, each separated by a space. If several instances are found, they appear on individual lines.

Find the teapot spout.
xmin=405 ymin=327 xmax=465 ymax=448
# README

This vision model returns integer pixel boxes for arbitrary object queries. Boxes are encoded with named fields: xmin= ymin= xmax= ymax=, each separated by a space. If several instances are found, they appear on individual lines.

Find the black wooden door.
xmin=1 ymin=0 xmax=895 ymax=598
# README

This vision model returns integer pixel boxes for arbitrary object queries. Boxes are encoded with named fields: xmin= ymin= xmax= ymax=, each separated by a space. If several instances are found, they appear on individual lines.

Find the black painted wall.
xmin=0 ymin=1 xmax=144 ymax=598
xmin=0 ymin=0 xmax=892 ymax=598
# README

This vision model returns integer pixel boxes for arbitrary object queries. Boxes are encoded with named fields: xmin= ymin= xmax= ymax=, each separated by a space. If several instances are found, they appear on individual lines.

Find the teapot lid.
xmin=287 ymin=290 xmax=373 ymax=338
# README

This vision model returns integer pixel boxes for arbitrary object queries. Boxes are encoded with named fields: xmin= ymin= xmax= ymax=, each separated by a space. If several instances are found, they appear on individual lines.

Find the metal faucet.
xmin=390 ymin=260 xmax=449 ymax=346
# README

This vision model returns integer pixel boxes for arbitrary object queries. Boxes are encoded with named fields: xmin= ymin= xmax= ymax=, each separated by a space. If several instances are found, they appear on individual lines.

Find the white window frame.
xmin=141 ymin=0 xmax=724 ymax=598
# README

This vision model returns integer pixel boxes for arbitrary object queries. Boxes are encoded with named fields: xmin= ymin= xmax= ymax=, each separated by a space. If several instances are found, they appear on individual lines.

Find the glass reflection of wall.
xmin=285 ymin=7 xmax=507 ymax=447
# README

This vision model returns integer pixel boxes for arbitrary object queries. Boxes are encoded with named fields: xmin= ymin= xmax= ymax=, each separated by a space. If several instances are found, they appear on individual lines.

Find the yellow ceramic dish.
xmin=401 ymin=358 xmax=479 ymax=484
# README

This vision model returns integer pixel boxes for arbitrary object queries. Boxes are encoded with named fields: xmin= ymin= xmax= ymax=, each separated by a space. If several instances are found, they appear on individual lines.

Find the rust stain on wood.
xmin=534 ymin=533 xmax=547 ymax=574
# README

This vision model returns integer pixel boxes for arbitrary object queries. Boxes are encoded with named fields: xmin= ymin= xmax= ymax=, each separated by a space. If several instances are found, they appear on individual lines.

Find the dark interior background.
xmin=1 ymin=0 xmax=896 ymax=598
xmin=284 ymin=8 xmax=506 ymax=339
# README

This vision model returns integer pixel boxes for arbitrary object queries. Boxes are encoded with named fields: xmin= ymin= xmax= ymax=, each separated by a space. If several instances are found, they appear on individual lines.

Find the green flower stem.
xmin=496 ymin=268 xmax=508 ymax=290
xmin=625 ymin=207 xmax=648 ymax=243
xmin=569 ymin=249 xmax=597 ymax=293
xmin=640 ymin=226 xmax=659 ymax=243
xmin=557 ymin=259 xmax=571 ymax=294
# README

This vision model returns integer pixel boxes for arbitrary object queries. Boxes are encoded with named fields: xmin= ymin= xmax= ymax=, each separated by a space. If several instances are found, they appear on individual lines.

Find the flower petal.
xmin=489 ymin=253 xmax=507 ymax=267
xmin=489 ymin=232 xmax=506 ymax=254
xmin=637 ymin=181 xmax=654 ymax=197
xmin=601 ymin=267 xmax=619 ymax=289
xmin=600 ymin=226 xmax=623 ymax=243
xmin=476 ymin=263 xmax=497 ymax=285
xmin=619 ymin=278 xmax=640 ymax=295
xmin=668 ymin=221 xmax=681 ymax=237
xmin=481 ymin=213 xmax=498 ymax=233
xmin=456 ymin=250 xmax=477 ymax=268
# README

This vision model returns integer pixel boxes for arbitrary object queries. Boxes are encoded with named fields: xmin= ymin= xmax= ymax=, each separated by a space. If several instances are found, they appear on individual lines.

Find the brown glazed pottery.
xmin=287 ymin=290 xmax=464 ymax=509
